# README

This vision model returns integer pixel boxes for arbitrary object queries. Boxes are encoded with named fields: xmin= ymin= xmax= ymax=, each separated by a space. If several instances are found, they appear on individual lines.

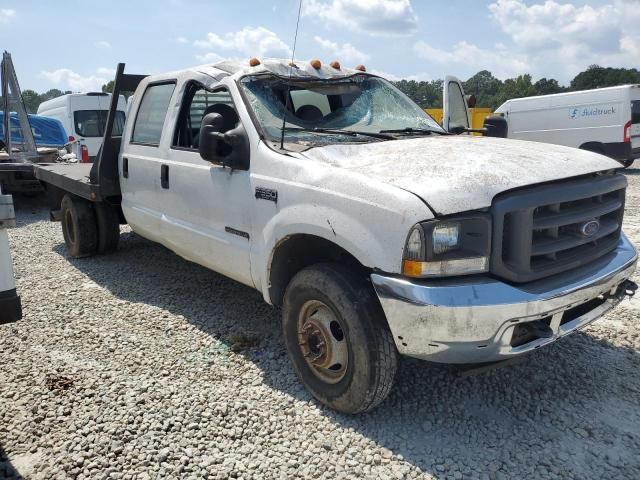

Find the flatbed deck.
xmin=33 ymin=163 xmax=100 ymax=201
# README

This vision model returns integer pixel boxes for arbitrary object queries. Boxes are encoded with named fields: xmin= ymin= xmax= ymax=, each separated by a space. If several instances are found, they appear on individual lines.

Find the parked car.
xmin=33 ymin=60 xmax=637 ymax=413
xmin=0 ymin=186 xmax=21 ymax=324
xmin=495 ymin=85 xmax=640 ymax=167
xmin=37 ymin=92 xmax=127 ymax=161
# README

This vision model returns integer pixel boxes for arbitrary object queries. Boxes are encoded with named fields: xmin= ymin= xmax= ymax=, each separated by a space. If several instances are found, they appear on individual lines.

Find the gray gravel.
xmin=1 ymin=169 xmax=640 ymax=480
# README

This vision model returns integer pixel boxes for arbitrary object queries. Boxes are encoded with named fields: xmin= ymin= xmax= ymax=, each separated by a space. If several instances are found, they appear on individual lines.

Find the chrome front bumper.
xmin=372 ymin=234 xmax=637 ymax=364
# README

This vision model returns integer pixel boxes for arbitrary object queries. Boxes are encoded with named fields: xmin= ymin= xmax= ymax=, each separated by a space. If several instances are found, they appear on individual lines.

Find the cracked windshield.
xmin=240 ymin=74 xmax=444 ymax=148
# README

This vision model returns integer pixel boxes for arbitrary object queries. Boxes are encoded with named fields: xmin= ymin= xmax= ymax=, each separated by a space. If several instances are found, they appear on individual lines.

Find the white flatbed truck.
xmin=32 ymin=61 xmax=637 ymax=413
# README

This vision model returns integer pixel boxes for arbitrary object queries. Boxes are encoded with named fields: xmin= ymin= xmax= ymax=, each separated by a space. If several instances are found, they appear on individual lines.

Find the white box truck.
xmin=31 ymin=61 xmax=637 ymax=413
xmin=495 ymin=85 xmax=640 ymax=167
xmin=37 ymin=92 xmax=127 ymax=162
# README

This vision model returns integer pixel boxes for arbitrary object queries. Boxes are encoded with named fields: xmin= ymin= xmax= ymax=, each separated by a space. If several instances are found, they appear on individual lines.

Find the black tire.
xmin=621 ymin=159 xmax=634 ymax=169
xmin=95 ymin=202 xmax=120 ymax=254
xmin=282 ymin=263 xmax=398 ymax=414
xmin=60 ymin=194 xmax=98 ymax=258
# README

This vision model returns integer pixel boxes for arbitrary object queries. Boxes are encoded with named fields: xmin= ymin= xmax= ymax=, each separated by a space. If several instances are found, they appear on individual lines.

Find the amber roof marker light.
xmin=330 ymin=61 xmax=341 ymax=70
xmin=355 ymin=64 xmax=367 ymax=72
xmin=249 ymin=57 xmax=261 ymax=67
xmin=310 ymin=59 xmax=322 ymax=70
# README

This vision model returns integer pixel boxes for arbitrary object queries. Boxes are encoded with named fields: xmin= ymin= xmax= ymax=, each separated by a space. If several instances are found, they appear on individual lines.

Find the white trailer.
xmin=37 ymin=93 xmax=127 ymax=161
xmin=495 ymin=85 xmax=640 ymax=167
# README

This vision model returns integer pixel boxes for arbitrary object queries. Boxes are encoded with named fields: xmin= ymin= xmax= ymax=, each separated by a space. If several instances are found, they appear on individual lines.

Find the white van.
xmin=495 ymin=85 xmax=640 ymax=167
xmin=37 ymin=92 xmax=127 ymax=161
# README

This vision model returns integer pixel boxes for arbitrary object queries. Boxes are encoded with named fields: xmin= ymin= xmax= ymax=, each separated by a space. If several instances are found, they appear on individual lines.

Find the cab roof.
xmin=155 ymin=58 xmax=374 ymax=83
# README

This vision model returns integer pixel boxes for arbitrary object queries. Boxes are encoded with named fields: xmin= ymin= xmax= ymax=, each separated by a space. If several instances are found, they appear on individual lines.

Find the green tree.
xmin=21 ymin=89 xmax=41 ymax=113
xmin=102 ymin=80 xmax=114 ymax=93
xmin=40 ymin=89 xmax=66 ymax=102
xmin=392 ymin=79 xmax=442 ymax=108
xmin=534 ymin=78 xmax=565 ymax=96
xmin=570 ymin=65 xmax=640 ymax=90
xmin=494 ymin=74 xmax=537 ymax=107
xmin=463 ymin=70 xmax=502 ymax=108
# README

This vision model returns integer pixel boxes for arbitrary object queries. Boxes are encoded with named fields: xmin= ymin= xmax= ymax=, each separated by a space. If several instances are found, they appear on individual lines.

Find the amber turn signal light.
xmin=402 ymin=260 xmax=424 ymax=278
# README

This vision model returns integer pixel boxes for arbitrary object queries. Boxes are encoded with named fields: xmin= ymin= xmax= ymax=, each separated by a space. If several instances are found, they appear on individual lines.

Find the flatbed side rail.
xmin=89 ymin=63 xmax=147 ymax=197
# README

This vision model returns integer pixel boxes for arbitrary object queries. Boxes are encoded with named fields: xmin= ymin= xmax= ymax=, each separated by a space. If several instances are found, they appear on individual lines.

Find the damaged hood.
xmin=298 ymin=135 xmax=621 ymax=215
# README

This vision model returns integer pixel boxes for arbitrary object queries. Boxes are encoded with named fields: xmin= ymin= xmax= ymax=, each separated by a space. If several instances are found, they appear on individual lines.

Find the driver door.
xmin=162 ymin=80 xmax=254 ymax=287
xmin=442 ymin=76 xmax=471 ymax=133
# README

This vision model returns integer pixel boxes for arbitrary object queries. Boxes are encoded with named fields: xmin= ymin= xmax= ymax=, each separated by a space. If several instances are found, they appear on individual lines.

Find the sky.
xmin=0 ymin=0 xmax=638 ymax=93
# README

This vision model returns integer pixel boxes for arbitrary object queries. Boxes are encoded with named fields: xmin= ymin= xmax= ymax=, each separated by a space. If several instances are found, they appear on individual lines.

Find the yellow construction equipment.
xmin=425 ymin=108 xmax=493 ymax=134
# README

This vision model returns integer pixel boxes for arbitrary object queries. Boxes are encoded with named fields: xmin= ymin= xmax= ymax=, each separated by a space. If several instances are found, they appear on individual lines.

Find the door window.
xmin=132 ymin=82 xmax=176 ymax=145
xmin=74 ymin=110 xmax=125 ymax=137
xmin=447 ymin=82 xmax=469 ymax=129
xmin=173 ymin=85 xmax=238 ymax=149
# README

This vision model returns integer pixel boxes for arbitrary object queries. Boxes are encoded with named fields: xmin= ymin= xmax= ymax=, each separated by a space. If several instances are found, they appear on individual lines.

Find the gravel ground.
xmin=1 ymin=169 xmax=640 ymax=480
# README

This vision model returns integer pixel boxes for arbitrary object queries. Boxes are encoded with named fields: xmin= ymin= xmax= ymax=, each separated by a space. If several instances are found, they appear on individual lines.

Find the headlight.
xmin=402 ymin=214 xmax=491 ymax=277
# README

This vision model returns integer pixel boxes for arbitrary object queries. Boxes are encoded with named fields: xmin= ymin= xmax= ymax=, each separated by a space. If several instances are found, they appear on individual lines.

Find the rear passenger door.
xmin=120 ymin=81 xmax=176 ymax=244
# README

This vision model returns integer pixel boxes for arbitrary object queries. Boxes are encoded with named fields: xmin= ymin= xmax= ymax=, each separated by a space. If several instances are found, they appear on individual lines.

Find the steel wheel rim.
xmin=297 ymin=300 xmax=349 ymax=384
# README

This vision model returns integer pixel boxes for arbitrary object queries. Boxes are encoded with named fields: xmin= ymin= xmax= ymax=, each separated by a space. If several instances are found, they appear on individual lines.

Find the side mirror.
xmin=442 ymin=76 xmax=470 ymax=133
xmin=198 ymin=113 xmax=250 ymax=170
xmin=482 ymin=116 xmax=508 ymax=138
xmin=199 ymin=113 xmax=225 ymax=163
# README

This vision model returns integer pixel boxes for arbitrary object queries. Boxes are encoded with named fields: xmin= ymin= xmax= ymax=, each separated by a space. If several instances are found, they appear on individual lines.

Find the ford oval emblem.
xmin=580 ymin=220 xmax=600 ymax=237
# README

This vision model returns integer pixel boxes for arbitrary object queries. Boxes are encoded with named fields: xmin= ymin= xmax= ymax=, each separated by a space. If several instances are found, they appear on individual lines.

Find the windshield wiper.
xmin=379 ymin=127 xmax=442 ymax=135
xmin=283 ymin=127 xmax=394 ymax=140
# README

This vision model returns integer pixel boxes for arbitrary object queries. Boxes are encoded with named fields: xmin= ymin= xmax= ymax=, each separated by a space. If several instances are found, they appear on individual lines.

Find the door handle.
xmin=161 ymin=164 xmax=169 ymax=189
xmin=122 ymin=157 xmax=129 ymax=178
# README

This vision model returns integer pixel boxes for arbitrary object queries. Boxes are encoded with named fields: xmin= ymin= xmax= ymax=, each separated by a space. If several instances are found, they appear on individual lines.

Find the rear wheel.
xmin=95 ymin=202 xmax=120 ymax=254
xmin=60 ymin=194 xmax=98 ymax=258
xmin=579 ymin=144 xmax=605 ymax=155
xmin=282 ymin=263 xmax=398 ymax=414
xmin=621 ymin=159 xmax=634 ymax=169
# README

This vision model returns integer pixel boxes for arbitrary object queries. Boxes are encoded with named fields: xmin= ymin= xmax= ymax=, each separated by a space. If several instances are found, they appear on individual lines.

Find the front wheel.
xmin=282 ymin=263 xmax=398 ymax=414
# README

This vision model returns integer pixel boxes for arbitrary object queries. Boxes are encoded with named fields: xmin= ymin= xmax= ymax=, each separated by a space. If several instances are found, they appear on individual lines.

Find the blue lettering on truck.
xmin=570 ymin=106 xmax=616 ymax=119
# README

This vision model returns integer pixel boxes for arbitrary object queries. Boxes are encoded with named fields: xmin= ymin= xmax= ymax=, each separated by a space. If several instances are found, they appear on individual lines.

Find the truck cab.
xmin=35 ymin=60 xmax=638 ymax=414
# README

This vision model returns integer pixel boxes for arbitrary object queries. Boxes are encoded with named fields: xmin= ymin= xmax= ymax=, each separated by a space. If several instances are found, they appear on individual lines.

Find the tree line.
xmin=20 ymin=89 xmax=72 ymax=114
xmin=12 ymin=64 xmax=640 ymax=114
xmin=394 ymin=65 xmax=640 ymax=110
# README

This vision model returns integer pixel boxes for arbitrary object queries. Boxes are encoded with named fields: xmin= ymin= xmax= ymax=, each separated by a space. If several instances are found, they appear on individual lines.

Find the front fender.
xmin=252 ymin=199 xmax=421 ymax=304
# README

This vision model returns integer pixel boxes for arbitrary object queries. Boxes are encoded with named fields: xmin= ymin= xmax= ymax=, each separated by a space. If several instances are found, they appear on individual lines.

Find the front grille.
xmin=492 ymin=174 xmax=626 ymax=283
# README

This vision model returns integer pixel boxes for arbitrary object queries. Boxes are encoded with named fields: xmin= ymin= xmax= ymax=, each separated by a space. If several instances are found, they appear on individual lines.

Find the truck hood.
xmin=298 ymin=135 xmax=621 ymax=215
